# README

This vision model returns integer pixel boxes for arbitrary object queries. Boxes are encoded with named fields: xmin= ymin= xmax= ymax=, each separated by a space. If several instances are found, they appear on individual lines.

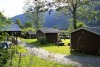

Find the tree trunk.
xmin=72 ymin=7 xmax=77 ymax=30
xmin=35 ymin=6 xmax=39 ymax=31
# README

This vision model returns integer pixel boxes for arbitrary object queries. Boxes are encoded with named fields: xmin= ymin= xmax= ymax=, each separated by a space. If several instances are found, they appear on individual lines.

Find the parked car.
xmin=0 ymin=41 xmax=13 ymax=49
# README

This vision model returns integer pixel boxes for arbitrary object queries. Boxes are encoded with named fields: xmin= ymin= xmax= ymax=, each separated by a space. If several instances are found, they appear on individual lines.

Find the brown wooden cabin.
xmin=20 ymin=32 xmax=25 ymax=38
xmin=70 ymin=27 xmax=100 ymax=54
xmin=25 ymin=31 xmax=36 ymax=39
xmin=4 ymin=24 xmax=21 ymax=44
xmin=36 ymin=28 xmax=61 ymax=43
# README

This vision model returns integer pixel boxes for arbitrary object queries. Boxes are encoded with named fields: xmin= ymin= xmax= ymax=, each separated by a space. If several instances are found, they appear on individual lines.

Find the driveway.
xmin=18 ymin=40 xmax=100 ymax=67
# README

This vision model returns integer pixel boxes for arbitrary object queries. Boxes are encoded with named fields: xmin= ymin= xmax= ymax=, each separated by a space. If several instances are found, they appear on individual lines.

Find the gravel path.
xmin=18 ymin=40 xmax=100 ymax=67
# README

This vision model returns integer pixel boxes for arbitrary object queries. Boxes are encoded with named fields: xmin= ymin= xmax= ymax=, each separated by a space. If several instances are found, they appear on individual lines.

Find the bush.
xmin=39 ymin=38 xmax=47 ymax=45
xmin=0 ymin=48 xmax=9 ymax=66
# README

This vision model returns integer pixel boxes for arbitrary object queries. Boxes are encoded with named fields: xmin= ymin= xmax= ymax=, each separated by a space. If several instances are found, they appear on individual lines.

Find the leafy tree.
xmin=0 ymin=12 xmax=12 ymax=27
xmin=0 ymin=12 xmax=6 ymax=29
xmin=24 ymin=21 xmax=33 ymax=28
xmin=0 ymin=12 xmax=7 ymax=66
xmin=0 ymin=12 xmax=12 ymax=41
xmin=51 ymin=0 xmax=100 ymax=30
xmin=24 ymin=0 xmax=46 ymax=31
xmin=76 ymin=20 xmax=86 ymax=28
xmin=6 ymin=18 xmax=12 ymax=24
xmin=21 ymin=28 xmax=35 ymax=33
xmin=68 ymin=19 xmax=86 ymax=32
xmin=15 ymin=18 xmax=21 ymax=26
xmin=0 ymin=48 xmax=10 ymax=67
xmin=15 ymin=18 xmax=24 ymax=28
xmin=0 ymin=11 xmax=17 ymax=67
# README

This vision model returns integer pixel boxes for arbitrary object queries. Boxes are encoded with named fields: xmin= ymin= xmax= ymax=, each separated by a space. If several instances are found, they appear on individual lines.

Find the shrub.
xmin=0 ymin=48 xmax=9 ymax=66
xmin=39 ymin=38 xmax=47 ymax=45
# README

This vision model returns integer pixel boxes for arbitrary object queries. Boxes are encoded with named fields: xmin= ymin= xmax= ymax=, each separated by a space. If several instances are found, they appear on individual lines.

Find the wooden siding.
xmin=36 ymin=30 xmax=45 ymax=40
xmin=71 ymin=29 xmax=100 ymax=54
xmin=45 ymin=33 xmax=58 ymax=42
xmin=25 ymin=32 xmax=36 ymax=39
xmin=36 ymin=30 xmax=58 ymax=43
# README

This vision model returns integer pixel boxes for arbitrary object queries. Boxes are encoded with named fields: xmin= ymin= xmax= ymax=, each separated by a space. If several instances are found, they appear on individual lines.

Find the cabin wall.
xmin=31 ymin=34 xmax=36 ymax=39
xmin=45 ymin=33 xmax=58 ymax=43
xmin=24 ymin=32 xmax=36 ymax=39
xmin=71 ymin=29 xmax=100 ymax=54
xmin=25 ymin=33 xmax=30 ymax=39
xmin=36 ymin=30 xmax=45 ymax=40
xmin=7 ymin=31 xmax=21 ymax=37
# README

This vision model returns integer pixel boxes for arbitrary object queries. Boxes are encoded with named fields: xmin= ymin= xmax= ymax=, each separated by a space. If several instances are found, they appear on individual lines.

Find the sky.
xmin=0 ymin=0 xmax=25 ymax=17
xmin=0 ymin=0 xmax=54 ymax=18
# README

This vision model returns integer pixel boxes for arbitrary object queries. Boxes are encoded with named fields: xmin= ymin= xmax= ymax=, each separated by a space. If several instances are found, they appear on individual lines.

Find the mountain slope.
xmin=11 ymin=10 xmax=69 ymax=29
xmin=11 ymin=8 xmax=100 ymax=29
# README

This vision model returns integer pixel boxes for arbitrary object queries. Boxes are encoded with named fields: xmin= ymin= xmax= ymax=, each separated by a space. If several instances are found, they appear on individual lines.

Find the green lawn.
xmin=5 ymin=54 xmax=71 ymax=67
xmin=22 ymin=39 xmax=71 ymax=55
xmin=4 ymin=45 xmax=73 ymax=67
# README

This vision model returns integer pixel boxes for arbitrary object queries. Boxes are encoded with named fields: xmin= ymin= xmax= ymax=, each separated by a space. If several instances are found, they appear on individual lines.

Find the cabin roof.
xmin=39 ymin=28 xmax=61 ymax=33
xmin=71 ymin=27 xmax=100 ymax=35
xmin=27 ymin=31 xmax=36 ymax=34
xmin=5 ymin=24 xmax=21 ymax=31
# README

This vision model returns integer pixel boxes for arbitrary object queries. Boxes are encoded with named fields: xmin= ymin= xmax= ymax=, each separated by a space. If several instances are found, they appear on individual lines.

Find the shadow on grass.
xmin=70 ymin=50 xmax=100 ymax=57
xmin=22 ymin=39 xmax=69 ymax=48
xmin=64 ymin=51 xmax=100 ymax=67
xmin=28 ymin=41 xmax=58 ymax=47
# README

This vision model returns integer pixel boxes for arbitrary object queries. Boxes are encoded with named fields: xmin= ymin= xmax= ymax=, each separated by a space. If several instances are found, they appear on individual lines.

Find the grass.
xmin=22 ymin=38 xmax=100 ymax=56
xmin=4 ymin=45 xmax=73 ymax=67
xmin=17 ymin=55 xmax=72 ymax=67
xmin=22 ymin=39 xmax=71 ymax=55
xmin=5 ymin=54 xmax=71 ymax=67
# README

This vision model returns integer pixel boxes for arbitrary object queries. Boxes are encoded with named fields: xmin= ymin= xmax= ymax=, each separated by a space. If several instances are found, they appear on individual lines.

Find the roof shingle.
xmin=71 ymin=27 xmax=100 ymax=35
xmin=27 ymin=31 xmax=36 ymax=34
xmin=39 ymin=28 xmax=61 ymax=33
xmin=5 ymin=24 xmax=21 ymax=31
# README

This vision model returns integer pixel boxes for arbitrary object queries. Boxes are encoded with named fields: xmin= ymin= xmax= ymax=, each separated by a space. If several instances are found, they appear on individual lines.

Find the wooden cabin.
xmin=36 ymin=28 xmax=61 ymax=43
xmin=4 ymin=24 xmax=21 ymax=44
xmin=25 ymin=31 xmax=36 ymax=39
xmin=70 ymin=27 xmax=100 ymax=54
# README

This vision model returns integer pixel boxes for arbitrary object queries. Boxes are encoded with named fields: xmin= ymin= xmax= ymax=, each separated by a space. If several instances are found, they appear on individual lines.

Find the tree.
xmin=5 ymin=18 xmax=12 ymax=24
xmin=55 ymin=0 xmax=88 ymax=30
xmin=0 ymin=12 xmax=11 ymax=41
xmin=52 ymin=0 xmax=100 ymax=30
xmin=15 ymin=18 xmax=21 ymax=26
xmin=15 ymin=18 xmax=23 ymax=28
xmin=0 ymin=12 xmax=11 ymax=67
xmin=76 ymin=20 xmax=86 ymax=28
xmin=0 ymin=12 xmax=12 ymax=24
xmin=24 ymin=21 xmax=33 ymax=28
xmin=24 ymin=0 xmax=46 ymax=31
xmin=0 ymin=12 xmax=7 ymax=29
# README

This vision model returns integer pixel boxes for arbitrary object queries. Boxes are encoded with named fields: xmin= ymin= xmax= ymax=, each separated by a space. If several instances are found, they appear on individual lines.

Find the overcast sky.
xmin=0 ymin=0 xmax=25 ymax=17
xmin=0 ymin=0 xmax=54 ymax=18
